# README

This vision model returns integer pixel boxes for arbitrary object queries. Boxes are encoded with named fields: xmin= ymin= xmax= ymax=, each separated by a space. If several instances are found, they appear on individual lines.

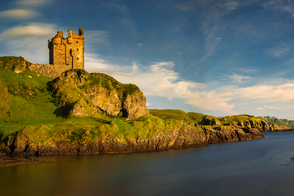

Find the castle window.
xmin=77 ymin=48 xmax=79 ymax=51
xmin=77 ymin=57 xmax=79 ymax=60
xmin=76 ymin=41 xmax=78 ymax=43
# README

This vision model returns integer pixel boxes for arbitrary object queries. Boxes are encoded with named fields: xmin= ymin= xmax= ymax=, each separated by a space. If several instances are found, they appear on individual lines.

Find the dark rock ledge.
xmin=0 ymin=125 xmax=265 ymax=157
xmin=0 ymin=155 xmax=54 ymax=167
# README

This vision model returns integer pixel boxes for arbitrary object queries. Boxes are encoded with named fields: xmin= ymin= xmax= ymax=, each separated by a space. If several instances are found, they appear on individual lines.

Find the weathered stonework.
xmin=48 ymin=28 xmax=84 ymax=71
xmin=25 ymin=28 xmax=85 ymax=79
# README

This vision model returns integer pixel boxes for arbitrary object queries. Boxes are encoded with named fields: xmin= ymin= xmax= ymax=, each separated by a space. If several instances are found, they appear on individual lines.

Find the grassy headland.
xmin=0 ymin=57 xmax=292 ymax=155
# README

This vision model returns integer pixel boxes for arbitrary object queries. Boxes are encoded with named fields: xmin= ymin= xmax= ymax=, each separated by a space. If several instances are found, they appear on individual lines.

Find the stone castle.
xmin=48 ymin=28 xmax=84 ymax=71
xmin=26 ymin=28 xmax=85 ymax=78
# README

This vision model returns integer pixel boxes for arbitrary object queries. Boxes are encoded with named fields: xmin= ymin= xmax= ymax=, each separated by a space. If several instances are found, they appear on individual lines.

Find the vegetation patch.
xmin=259 ymin=116 xmax=294 ymax=128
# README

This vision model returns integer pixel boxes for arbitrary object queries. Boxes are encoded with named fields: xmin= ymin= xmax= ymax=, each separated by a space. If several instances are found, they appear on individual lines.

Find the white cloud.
xmin=234 ymin=83 xmax=294 ymax=103
xmin=185 ymin=91 xmax=236 ymax=114
xmin=262 ymin=0 xmax=294 ymax=14
xmin=228 ymin=73 xmax=251 ymax=83
xmin=0 ymin=9 xmax=38 ymax=19
xmin=1 ymin=23 xmax=56 ymax=38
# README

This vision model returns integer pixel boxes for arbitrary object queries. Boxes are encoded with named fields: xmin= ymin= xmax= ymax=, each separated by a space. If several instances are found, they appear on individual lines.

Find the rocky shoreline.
xmin=0 ymin=125 xmax=265 ymax=156
xmin=270 ymin=128 xmax=294 ymax=132
xmin=0 ymin=155 xmax=53 ymax=167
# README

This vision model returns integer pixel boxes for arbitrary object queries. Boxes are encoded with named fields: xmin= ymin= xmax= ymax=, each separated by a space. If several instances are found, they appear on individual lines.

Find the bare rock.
xmin=122 ymin=91 xmax=149 ymax=118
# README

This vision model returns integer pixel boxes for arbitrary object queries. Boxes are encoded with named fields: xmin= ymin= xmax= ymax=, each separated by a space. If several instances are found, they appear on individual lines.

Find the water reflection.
xmin=0 ymin=132 xmax=293 ymax=196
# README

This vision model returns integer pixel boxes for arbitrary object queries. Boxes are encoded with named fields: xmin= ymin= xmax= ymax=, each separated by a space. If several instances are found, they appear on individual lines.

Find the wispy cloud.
xmin=262 ymin=0 xmax=294 ymax=14
xmin=108 ymin=3 xmax=137 ymax=34
xmin=16 ymin=0 xmax=50 ymax=7
xmin=265 ymin=43 xmax=292 ymax=57
xmin=0 ymin=9 xmax=38 ymax=19
xmin=1 ymin=23 xmax=56 ymax=38
xmin=228 ymin=73 xmax=251 ymax=83
xmin=233 ymin=68 xmax=257 ymax=74
xmin=175 ymin=0 xmax=240 ymax=11
xmin=200 ymin=37 xmax=221 ymax=62
xmin=1 ymin=0 xmax=51 ymax=20
xmin=219 ymin=1 xmax=239 ymax=10
xmin=85 ymin=30 xmax=109 ymax=44
xmin=264 ymin=105 xmax=294 ymax=110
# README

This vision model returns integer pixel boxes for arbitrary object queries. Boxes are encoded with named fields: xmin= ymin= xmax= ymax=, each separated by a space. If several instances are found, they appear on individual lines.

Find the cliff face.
xmin=236 ymin=119 xmax=270 ymax=131
xmin=0 ymin=124 xmax=264 ymax=156
xmin=49 ymin=69 xmax=149 ymax=119
xmin=230 ymin=119 xmax=294 ymax=132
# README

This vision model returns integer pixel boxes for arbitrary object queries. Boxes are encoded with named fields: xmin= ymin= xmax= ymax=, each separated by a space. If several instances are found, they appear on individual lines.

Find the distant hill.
xmin=258 ymin=116 xmax=294 ymax=129
xmin=149 ymin=109 xmax=293 ymax=131
xmin=149 ymin=109 xmax=263 ymax=126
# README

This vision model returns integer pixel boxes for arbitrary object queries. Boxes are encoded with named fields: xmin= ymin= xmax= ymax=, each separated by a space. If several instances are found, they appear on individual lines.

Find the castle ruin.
xmin=14 ymin=28 xmax=85 ymax=79
xmin=48 ymin=28 xmax=84 ymax=72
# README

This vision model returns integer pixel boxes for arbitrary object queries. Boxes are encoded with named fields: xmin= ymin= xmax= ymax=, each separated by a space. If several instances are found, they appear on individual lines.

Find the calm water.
xmin=0 ymin=132 xmax=293 ymax=196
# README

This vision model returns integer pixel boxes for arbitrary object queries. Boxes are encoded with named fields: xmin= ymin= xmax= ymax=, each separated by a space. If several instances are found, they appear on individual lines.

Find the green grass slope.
xmin=0 ymin=68 xmax=63 ymax=137
xmin=149 ymin=109 xmax=267 ymax=127
xmin=259 ymin=116 xmax=294 ymax=128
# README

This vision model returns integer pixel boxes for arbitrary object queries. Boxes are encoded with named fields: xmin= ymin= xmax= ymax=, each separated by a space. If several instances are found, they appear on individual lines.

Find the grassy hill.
xmin=259 ymin=116 xmax=294 ymax=128
xmin=149 ymin=109 xmax=268 ymax=127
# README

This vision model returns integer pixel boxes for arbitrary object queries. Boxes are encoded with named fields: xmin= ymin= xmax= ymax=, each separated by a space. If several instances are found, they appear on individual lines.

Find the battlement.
xmin=48 ymin=28 xmax=84 ymax=72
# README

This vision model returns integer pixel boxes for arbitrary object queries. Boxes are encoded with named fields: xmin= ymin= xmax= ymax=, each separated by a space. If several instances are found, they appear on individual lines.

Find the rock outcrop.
xmin=236 ymin=119 xmax=270 ymax=132
xmin=49 ymin=69 xmax=149 ymax=119
xmin=269 ymin=124 xmax=294 ymax=132
xmin=236 ymin=120 xmax=294 ymax=132
xmin=0 ymin=125 xmax=265 ymax=156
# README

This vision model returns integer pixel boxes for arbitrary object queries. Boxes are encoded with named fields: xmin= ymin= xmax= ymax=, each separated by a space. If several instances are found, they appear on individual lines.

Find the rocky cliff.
xmin=0 ymin=122 xmax=264 ymax=156
xmin=49 ymin=69 xmax=149 ymax=119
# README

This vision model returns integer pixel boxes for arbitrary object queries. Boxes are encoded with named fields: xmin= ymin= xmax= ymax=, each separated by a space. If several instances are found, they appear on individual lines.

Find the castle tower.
xmin=48 ymin=28 xmax=84 ymax=71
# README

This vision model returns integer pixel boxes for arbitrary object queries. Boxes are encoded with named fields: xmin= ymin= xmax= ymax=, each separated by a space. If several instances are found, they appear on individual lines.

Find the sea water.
xmin=0 ymin=132 xmax=293 ymax=196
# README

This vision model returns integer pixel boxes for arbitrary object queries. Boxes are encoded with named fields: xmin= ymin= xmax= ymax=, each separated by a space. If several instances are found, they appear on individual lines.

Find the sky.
xmin=0 ymin=0 xmax=294 ymax=120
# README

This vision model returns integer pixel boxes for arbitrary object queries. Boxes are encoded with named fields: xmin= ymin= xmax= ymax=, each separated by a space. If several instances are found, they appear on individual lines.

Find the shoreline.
xmin=0 ymin=155 xmax=56 ymax=167
xmin=1 ymin=131 xmax=293 ymax=167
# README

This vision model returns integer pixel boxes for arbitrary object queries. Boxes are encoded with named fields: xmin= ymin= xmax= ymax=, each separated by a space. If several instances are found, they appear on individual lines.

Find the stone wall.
xmin=28 ymin=64 xmax=63 ymax=79
xmin=48 ymin=28 xmax=84 ymax=70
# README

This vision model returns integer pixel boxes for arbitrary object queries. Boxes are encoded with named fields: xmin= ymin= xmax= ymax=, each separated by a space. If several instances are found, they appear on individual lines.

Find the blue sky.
xmin=0 ymin=0 xmax=294 ymax=119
